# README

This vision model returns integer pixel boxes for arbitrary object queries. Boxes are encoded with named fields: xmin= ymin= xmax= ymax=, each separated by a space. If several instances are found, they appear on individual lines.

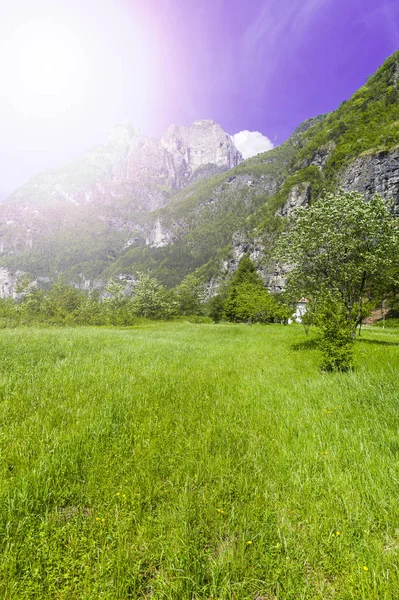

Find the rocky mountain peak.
xmin=161 ymin=120 xmax=242 ymax=174
xmin=2 ymin=119 xmax=243 ymax=222
xmin=108 ymin=122 xmax=139 ymax=145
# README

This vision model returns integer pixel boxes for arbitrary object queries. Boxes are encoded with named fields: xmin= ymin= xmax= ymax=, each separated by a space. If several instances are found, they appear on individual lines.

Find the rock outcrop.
xmin=161 ymin=120 xmax=242 ymax=186
xmin=0 ymin=268 xmax=21 ymax=298
xmin=340 ymin=148 xmax=399 ymax=213
xmin=278 ymin=183 xmax=311 ymax=218
xmin=7 ymin=120 xmax=243 ymax=214
xmin=145 ymin=219 xmax=176 ymax=248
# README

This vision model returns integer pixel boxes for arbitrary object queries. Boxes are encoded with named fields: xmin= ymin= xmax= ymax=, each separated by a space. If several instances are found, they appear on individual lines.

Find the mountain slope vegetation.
xmin=0 ymin=51 xmax=398 ymax=289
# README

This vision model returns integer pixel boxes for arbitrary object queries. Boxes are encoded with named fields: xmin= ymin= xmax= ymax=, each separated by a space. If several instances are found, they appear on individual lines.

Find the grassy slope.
xmin=1 ymin=324 xmax=399 ymax=598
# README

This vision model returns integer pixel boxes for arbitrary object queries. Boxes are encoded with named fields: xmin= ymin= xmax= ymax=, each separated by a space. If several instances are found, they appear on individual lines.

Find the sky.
xmin=0 ymin=0 xmax=398 ymax=197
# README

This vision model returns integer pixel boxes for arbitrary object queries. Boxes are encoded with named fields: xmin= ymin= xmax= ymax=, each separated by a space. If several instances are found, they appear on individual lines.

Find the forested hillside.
xmin=0 ymin=51 xmax=398 ymax=291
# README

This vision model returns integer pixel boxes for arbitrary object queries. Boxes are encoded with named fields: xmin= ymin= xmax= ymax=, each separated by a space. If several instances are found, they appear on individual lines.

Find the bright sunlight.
xmin=0 ymin=19 xmax=91 ymax=117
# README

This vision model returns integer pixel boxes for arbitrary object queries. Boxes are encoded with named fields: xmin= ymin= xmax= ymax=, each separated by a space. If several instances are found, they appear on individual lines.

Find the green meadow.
xmin=0 ymin=323 xmax=399 ymax=599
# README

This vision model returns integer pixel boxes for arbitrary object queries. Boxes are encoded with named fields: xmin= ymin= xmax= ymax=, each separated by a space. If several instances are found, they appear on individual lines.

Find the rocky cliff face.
xmin=0 ymin=120 xmax=243 ymax=265
xmin=7 ymin=120 xmax=242 ymax=213
xmin=340 ymin=148 xmax=399 ymax=213
xmin=0 ymin=268 xmax=21 ymax=298
xmin=277 ymin=183 xmax=311 ymax=218
xmin=161 ymin=120 xmax=241 ymax=186
xmin=0 ymin=52 xmax=398 ymax=296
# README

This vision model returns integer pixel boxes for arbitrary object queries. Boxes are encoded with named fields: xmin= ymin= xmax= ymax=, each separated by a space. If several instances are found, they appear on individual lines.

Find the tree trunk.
xmin=355 ymin=271 xmax=367 ymax=337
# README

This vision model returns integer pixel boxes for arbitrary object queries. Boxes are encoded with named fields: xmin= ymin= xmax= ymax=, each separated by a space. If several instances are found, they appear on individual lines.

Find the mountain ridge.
xmin=0 ymin=51 xmax=398 ymax=296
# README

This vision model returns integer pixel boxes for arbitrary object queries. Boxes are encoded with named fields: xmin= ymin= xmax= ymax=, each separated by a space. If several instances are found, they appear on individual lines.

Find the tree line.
xmin=0 ymin=260 xmax=288 ymax=327
xmin=1 ymin=190 xmax=397 ymax=373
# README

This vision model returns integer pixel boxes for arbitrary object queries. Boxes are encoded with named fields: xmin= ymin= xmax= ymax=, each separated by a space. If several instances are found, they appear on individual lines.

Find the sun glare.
xmin=15 ymin=31 xmax=76 ymax=96
xmin=0 ymin=14 xmax=158 ymax=128
xmin=1 ymin=19 xmax=90 ymax=116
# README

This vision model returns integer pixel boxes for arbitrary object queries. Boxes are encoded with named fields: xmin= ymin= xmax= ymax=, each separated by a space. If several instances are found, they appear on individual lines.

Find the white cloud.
xmin=232 ymin=130 xmax=274 ymax=159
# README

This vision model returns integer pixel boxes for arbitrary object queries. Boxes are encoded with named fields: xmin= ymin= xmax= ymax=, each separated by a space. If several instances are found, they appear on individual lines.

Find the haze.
xmin=0 ymin=0 xmax=398 ymax=198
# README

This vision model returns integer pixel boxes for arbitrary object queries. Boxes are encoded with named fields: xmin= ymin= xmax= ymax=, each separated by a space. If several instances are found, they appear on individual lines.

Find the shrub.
xmin=207 ymin=294 xmax=225 ymax=322
xmin=316 ymin=295 xmax=354 ymax=372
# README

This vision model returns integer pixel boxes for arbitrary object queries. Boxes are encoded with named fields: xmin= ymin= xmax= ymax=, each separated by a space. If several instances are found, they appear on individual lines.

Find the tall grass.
xmin=0 ymin=323 xmax=398 ymax=599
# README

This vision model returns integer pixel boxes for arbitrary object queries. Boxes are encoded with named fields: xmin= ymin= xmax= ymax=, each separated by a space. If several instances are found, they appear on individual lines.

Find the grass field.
xmin=0 ymin=323 xmax=399 ymax=599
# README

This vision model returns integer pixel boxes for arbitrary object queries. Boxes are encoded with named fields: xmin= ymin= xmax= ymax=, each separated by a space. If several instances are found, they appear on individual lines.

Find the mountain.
xmin=8 ymin=119 xmax=242 ymax=210
xmin=0 ymin=51 xmax=398 ymax=295
xmin=0 ymin=120 xmax=242 ymax=286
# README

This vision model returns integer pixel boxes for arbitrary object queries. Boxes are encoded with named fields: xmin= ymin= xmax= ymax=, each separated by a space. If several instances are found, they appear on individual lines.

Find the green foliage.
xmin=103 ymin=280 xmax=135 ymax=326
xmin=175 ymin=273 xmax=205 ymax=316
xmin=75 ymin=291 xmax=107 ymax=326
xmin=224 ymin=255 xmax=284 ymax=323
xmin=257 ymin=165 xmax=326 ymax=234
xmin=229 ymin=254 xmax=261 ymax=287
xmin=131 ymin=272 xmax=178 ymax=320
xmin=315 ymin=294 xmax=354 ymax=372
xmin=293 ymin=51 xmax=399 ymax=182
xmin=224 ymin=282 xmax=276 ymax=323
xmin=43 ymin=282 xmax=84 ymax=323
xmin=277 ymin=191 xmax=399 ymax=332
xmin=185 ymin=315 xmax=213 ymax=324
xmin=207 ymin=294 xmax=226 ymax=322
xmin=277 ymin=190 xmax=399 ymax=370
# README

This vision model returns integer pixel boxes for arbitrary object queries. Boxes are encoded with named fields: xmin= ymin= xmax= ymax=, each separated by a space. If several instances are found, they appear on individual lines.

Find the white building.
xmin=288 ymin=298 xmax=308 ymax=324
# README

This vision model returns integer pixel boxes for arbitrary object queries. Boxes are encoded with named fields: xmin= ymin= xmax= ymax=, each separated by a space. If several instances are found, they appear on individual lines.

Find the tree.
xmin=42 ymin=281 xmax=84 ymax=323
xmin=131 ymin=273 xmax=177 ymax=320
xmin=75 ymin=290 xmax=105 ymax=325
xmin=276 ymin=190 xmax=399 ymax=370
xmin=313 ymin=292 xmax=354 ymax=372
xmin=224 ymin=255 xmax=282 ymax=323
xmin=277 ymin=191 xmax=399 ymax=333
xmin=207 ymin=294 xmax=225 ymax=322
xmin=176 ymin=273 xmax=205 ymax=316
xmin=104 ymin=280 xmax=126 ymax=310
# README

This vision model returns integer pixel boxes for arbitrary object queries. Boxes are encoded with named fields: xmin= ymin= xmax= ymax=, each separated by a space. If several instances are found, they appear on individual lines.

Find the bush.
xmin=316 ymin=295 xmax=354 ymax=372
xmin=207 ymin=294 xmax=225 ymax=322
xmin=186 ymin=316 xmax=213 ymax=324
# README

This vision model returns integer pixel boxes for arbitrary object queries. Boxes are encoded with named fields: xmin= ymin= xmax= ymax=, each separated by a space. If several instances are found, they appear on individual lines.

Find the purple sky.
xmin=0 ymin=0 xmax=398 ymax=197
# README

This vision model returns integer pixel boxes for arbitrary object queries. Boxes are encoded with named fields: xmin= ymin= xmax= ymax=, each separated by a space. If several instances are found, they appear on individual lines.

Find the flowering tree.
xmin=277 ymin=191 xmax=399 ymax=331
xmin=276 ymin=190 xmax=399 ymax=370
